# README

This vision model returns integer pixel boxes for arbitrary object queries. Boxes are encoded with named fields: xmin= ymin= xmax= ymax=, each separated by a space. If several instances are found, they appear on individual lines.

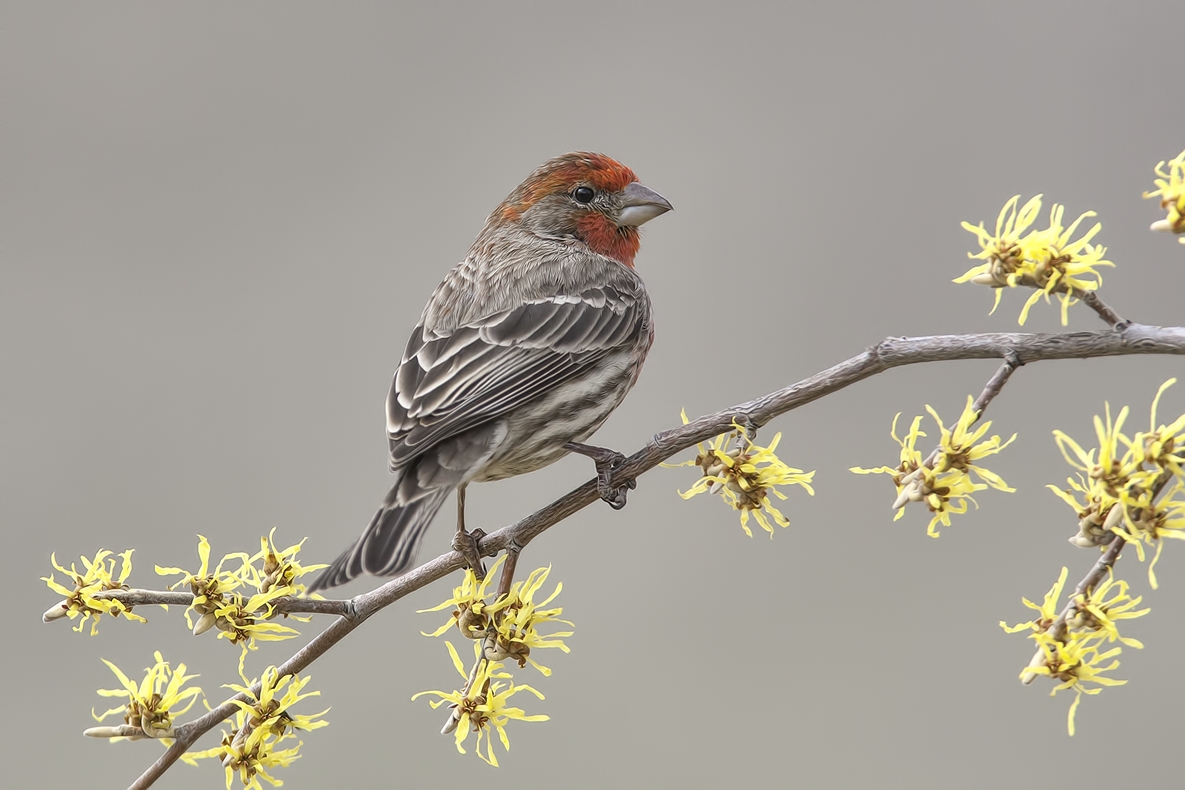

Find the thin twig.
xmin=123 ymin=322 xmax=1185 ymax=788
xmin=493 ymin=545 xmax=521 ymax=602
xmin=1078 ymin=290 xmax=1127 ymax=329
xmin=922 ymin=352 xmax=1023 ymax=468
xmin=971 ymin=351 xmax=1023 ymax=413
xmin=47 ymin=589 xmax=357 ymax=619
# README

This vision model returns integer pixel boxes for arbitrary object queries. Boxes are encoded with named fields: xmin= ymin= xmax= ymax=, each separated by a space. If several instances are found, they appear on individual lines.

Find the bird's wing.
xmin=387 ymin=283 xmax=647 ymax=470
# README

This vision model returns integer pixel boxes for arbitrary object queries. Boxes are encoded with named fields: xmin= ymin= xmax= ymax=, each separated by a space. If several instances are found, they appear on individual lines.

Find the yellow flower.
xmin=419 ymin=554 xmax=506 ymax=639
xmin=919 ymin=473 xmax=983 ymax=536
xmin=1144 ymin=148 xmax=1185 ymax=240
xmin=1052 ymin=403 xmax=1141 ymax=495
xmin=90 ymin=651 xmax=202 ymax=740
xmin=1001 ymin=566 xmax=1068 ymax=636
xmin=852 ymin=399 xmax=1014 ymax=537
xmin=673 ymin=411 xmax=815 ymax=537
xmin=957 ymin=195 xmax=1044 ymax=309
xmin=1047 ymin=472 xmax=1125 ymax=550
xmin=956 ymin=195 xmax=1114 ymax=325
xmin=208 ymin=588 xmax=304 ymax=678
xmin=485 ymin=565 xmax=574 ymax=676
xmin=1109 ymin=479 xmax=1185 ymax=589
xmin=412 ymin=642 xmax=548 ymax=767
xmin=243 ymin=529 xmax=328 ymax=596
xmin=156 ymin=535 xmax=252 ymax=635
xmin=929 ymin=396 xmax=1017 ymax=491
xmin=1068 ymin=573 xmax=1149 ymax=648
xmin=1025 ymin=631 xmax=1127 ymax=736
xmin=226 ymin=667 xmax=329 ymax=739
xmin=1049 ymin=407 xmax=1131 ymax=542
xmin=1133 ymin=378 xmax=1185 ymax=478
xmin=42 ymin=549 xmax=146 ymax=634
xmin=1014 ymin=203 xmax=1113 ymax=325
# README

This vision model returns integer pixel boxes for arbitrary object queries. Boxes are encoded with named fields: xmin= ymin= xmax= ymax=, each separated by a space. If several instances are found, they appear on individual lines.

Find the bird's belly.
xmin=471 ymin=352 xmax=639 ymax=482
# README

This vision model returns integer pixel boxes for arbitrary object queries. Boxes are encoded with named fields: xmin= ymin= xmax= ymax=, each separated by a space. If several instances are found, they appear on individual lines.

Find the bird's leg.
xmin=564 ymin=442 xmax=636 ymax=510
xmin=451 ymin=483 xmax=486 ymax=578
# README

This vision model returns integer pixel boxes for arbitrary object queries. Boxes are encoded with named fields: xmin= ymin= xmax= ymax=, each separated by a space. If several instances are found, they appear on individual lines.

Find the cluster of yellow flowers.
xmin=671 ymin=412 xmax=816 ymax=537
xmin=413 ymin=642 xmax=548 ymax=768
xmin=851 ymin=396 xmax=1016 ymax=537
xmin=1001 ymin=380 xmax=1185 ymax=734
xmin=182 ymin=666 xmax=329 ymax=790
xmin=955 ymin=195 xmax=1114 ymax=325
xmin=43 ymin=531 xmax=326 ymax=653
xmin=42 ymin=548 xmax=146 ymax=634
xmin=414 ymin=555 xmax=571 ymax=766
xmin=49 ymin=532 xmax=333 ymax=787
xmin=156 ymin=531 xmax=327 ymax=673
xmin=1047 ymin=380 xmax=1185 ymax=587
xmin=1145 ymin=148 xmax=1185 ymax=242
xmin=88 ymin=650 xmax=202 ymax=741
xmin=1001 ymin=569 xmax=1149 ymax=735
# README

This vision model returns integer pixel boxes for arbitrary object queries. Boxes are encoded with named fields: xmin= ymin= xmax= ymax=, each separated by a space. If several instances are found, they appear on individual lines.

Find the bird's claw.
xmin=452 ymin=528 xmax=487 ymax=577
xmin=597 ymin=456 xmax=635 ymax=509
xmin=564 ymin=442 xmax=636 ymax=510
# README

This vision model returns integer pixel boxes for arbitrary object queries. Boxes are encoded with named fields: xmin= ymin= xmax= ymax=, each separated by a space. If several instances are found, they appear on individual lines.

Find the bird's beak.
xmin=616 ymin=181 xmax=673 ymax=227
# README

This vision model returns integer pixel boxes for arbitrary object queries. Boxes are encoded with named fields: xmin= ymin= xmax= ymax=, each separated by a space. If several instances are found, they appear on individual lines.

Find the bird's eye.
xmin=572 ymin=186 xmax=596 ymax=204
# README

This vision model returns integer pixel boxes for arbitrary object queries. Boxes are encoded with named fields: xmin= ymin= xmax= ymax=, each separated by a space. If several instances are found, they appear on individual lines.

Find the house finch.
xmin=308 ymin=153 xmax=671 ymax=591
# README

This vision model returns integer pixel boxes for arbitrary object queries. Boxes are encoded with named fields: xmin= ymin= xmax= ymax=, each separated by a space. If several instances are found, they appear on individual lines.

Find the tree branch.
xmin=124 ymin=321 xmax=1185 ymax=788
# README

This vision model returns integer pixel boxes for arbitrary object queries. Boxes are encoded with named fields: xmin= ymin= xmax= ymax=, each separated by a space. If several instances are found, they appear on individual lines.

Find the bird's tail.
xmin=307 ymin=474 xmax=452 ymax=592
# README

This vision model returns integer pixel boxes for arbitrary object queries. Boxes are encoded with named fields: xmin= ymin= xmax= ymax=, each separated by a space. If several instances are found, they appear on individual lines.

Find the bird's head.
xmin=492 ymin=152 xmax=672 ymax=267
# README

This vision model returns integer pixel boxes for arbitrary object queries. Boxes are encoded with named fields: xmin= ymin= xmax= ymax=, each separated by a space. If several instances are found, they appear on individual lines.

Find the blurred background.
xmin=4 ymin=2 xmax=1184 ymax=787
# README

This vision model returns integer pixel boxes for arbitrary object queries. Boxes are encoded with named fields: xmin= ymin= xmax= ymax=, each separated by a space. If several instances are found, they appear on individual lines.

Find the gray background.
xmin=4 ymin=2 xmax=1184 ymax=788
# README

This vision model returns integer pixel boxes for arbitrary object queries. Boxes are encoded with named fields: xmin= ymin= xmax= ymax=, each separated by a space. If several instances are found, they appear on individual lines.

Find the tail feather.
xmin=307 ymin=484 xmax=451 ymax=592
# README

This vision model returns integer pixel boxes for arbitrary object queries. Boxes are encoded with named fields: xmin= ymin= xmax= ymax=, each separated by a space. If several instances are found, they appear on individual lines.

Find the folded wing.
xmin=387 ymin=284 xmax=646 ymax=470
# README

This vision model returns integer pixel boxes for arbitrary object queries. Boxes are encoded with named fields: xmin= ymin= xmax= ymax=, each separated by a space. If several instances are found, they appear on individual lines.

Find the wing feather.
xmin=386 ymin=284 xmax=646 ymax=470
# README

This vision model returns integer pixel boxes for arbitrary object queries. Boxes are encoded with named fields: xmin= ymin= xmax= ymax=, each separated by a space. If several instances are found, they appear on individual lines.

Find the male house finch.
xmin=309 ymin=153 xmax=671 ymax=591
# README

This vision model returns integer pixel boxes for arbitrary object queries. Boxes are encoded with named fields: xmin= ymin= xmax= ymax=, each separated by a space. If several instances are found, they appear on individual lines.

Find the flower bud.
xmin=193 ymin=611 xmax=217 ymax=636
xmin=42 ymin=603 xmax=69 ymax=622
xmin=1020 ymin=648 xmax=1047 ymax=685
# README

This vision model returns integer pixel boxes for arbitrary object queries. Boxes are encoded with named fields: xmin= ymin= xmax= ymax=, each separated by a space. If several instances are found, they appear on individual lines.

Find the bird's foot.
xmin=452 ymin=527 xmax=487 ymax=578
xmin=564 ymin=442 xmax=636 ymax=510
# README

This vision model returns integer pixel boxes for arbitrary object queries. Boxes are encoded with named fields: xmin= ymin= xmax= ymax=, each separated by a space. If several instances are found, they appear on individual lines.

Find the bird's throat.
xmin=577 ymin=214 xmax=641 ymax=268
